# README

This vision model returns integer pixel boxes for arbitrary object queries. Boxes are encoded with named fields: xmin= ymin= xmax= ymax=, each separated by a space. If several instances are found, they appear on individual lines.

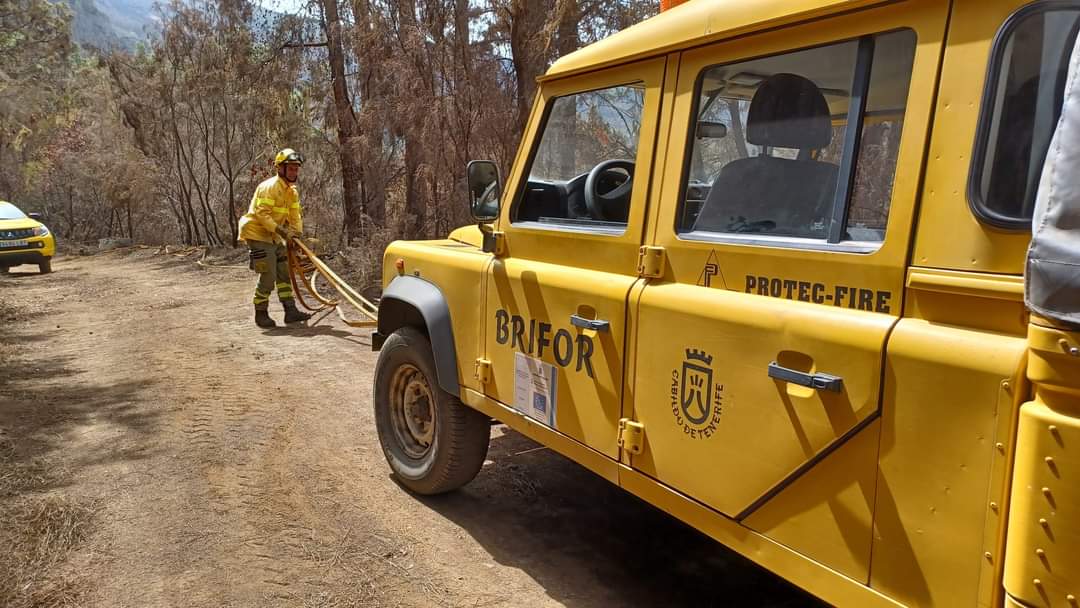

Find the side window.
xmin=678 ymin=29 xmax=917 ymax=247
xmin=513 ymin=84 xmax=645 ymax=233
xmin=970 ymin=3 xmax=1080 ymax=229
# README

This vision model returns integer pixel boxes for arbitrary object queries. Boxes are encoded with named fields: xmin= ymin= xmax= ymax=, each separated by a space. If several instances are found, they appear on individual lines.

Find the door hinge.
xmin=481 ymin=229 xmax=506 ymax=256
xmin=637 ymin=246 xmax=665 ymax=278
xmin=475 ymin=358 xmax=492 ymax=384
xmin=618 ymin=418 xmax=645 ymax=455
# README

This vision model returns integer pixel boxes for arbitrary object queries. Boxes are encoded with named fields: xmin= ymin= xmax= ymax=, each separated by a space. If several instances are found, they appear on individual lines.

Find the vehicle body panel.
xmin=912 ymin=0 xmax=1034 ymax=274
xmin=869 ymin=317 xmax=1026 ymax=607
xmin=481 ymin=57 xmax=666 ymax=459
xmin=382 ymin=239 xmax=492 ymax=394
xmin=623 ymin=0 xmax=947 ymax=583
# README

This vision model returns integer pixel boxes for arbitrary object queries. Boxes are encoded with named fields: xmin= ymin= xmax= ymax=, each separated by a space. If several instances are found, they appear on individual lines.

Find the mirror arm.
xmin=479 ymin=224 xmax=506 ymax=256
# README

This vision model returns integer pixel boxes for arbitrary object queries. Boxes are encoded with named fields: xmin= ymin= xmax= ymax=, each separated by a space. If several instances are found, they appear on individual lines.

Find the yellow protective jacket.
xmin=238 ymin=175 xmax=302 ymax=244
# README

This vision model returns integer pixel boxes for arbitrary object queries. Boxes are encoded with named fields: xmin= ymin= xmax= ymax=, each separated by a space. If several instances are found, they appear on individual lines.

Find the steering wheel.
xmin=584 ymin=159 xmax=635 ymax=221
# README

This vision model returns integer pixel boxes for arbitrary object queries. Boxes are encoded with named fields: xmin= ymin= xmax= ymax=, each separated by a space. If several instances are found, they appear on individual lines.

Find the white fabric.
xmin=1027 ymin=33 xmax=1080 ymax=328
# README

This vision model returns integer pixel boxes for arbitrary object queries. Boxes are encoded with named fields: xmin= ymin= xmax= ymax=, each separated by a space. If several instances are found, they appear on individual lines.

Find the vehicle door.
xmin=626 ymin=0 xmax=944 ymax=559
xmin=483 ymin=58 xmax=666 ymax=459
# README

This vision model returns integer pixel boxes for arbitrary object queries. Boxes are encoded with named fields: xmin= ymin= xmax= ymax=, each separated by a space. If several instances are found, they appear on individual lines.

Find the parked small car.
xmin=0 ymin=201 xmax=55 ymax=274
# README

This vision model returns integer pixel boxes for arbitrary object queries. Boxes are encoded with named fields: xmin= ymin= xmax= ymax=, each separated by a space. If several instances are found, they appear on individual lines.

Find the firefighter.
xmin=238 ymin=148 xmax=313 ymax=328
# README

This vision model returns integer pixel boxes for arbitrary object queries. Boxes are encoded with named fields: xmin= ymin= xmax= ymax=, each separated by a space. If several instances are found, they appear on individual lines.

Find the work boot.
xmin=282 ymin=300 xmax=312 ymax=324
xmin=255 ymin=308 xmax=276 ymax=328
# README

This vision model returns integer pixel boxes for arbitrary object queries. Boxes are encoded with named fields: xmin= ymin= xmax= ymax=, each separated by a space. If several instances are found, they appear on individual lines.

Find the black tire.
xmin=0 ymin=266 xmax=8 ymax=274
xmin=38 ymin=259 xmax=51 ymax=274
xmin=373 ymin=327 xmax=490 ymax=495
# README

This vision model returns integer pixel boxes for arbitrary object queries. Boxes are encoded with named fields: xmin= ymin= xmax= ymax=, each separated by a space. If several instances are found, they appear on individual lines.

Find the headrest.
xmin=746 ymin=73 xmax=832 ymax=150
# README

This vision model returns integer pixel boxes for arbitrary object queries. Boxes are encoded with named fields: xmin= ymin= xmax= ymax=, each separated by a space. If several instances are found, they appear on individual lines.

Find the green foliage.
xmin=0 ymin=0 xmax=77 ymax=212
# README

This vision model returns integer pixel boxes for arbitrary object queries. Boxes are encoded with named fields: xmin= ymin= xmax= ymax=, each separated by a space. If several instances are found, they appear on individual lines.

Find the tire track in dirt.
xmin=20 ymin=254 xmax=307 ymax=606
xmin=161 ymin=322 xmax=311 ymax=602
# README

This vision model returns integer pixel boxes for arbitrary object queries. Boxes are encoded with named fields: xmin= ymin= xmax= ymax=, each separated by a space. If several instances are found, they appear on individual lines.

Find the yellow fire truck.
xmin=370 ymin=1 xmax=1080 ymax=605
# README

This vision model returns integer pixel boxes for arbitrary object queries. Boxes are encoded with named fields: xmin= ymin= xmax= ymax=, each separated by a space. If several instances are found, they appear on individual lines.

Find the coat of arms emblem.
xmin=670 ymin=348 xmax=724 ymax=439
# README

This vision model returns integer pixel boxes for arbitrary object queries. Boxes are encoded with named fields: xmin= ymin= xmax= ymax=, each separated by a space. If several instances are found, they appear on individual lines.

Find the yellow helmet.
xmin=274 ymin=148 xmax=304 ymax=166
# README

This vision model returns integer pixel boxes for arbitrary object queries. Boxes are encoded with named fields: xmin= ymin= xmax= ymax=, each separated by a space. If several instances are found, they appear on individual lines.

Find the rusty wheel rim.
xmin=389 ymin=363 xmax=436 ymax=459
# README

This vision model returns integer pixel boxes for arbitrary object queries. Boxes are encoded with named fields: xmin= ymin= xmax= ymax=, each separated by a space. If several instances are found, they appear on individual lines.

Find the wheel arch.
xmin=377 ymin=275 xmax=460 ymax=396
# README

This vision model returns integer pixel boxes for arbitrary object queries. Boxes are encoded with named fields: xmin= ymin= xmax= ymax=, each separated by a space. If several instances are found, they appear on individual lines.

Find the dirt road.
xmin=0 ymin=250 xmax=816 ymax=607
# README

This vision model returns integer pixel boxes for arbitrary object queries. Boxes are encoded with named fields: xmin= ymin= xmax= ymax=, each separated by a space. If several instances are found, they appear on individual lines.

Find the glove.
xmin=275 ymin=225 xmax=299 ymax=241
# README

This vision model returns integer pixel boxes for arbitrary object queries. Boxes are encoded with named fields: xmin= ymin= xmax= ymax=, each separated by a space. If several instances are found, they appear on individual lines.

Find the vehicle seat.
xmin=692 ymin=73 xmax=839 ymax=237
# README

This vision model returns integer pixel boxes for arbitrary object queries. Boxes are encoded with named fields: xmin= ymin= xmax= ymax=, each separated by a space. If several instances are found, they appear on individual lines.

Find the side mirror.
xmin=467 ymin=160 xmax=501 ymax=222
xmin=28 ymin=212 xmax=43 ymax=221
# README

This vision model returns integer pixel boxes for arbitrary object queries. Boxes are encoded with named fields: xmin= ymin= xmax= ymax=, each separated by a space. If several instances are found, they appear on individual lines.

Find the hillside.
xmin=68 ymin=0 xmax=158 ymax=50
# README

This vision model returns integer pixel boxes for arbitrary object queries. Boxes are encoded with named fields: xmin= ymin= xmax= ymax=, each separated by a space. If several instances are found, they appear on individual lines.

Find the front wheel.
xmin=373 ymin=327 xmax=490 ymax=494
xmin=38 ymin=259 xmax=52 ymax=274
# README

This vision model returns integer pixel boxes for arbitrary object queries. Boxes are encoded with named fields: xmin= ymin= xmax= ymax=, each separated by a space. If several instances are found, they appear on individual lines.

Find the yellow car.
xmin=0 ymin=201 xmax=55 ymax=274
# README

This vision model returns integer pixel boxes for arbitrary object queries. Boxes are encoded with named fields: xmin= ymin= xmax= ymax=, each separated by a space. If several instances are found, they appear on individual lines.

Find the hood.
xmin=0 ymin=218 xmax=42 ymax=231
xmin=447 ymin=224 xmax=483 ymax=247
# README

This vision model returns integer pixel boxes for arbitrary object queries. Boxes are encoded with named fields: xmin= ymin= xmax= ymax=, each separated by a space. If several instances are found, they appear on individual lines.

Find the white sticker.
xmin=513 ymin=352 xmax=557 ymax=427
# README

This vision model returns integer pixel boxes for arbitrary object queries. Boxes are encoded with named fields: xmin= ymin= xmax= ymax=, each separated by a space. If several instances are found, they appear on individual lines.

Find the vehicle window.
xmin=678 ymin=29 xmax=916 ymax=246
xmin=0 ymin=204 xmax=27 ymax=220
xmin=970 ymin=3 xmax=1080 ymax=229
xmin=513 ymin=84 xmax=645 ymax=233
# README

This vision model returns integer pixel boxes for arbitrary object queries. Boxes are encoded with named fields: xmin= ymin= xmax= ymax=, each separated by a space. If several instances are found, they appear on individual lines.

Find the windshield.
xmin=0 ymin=204 xmax=27 ymax=220
xmin=529 ymin=84 xmax=645 ymax=182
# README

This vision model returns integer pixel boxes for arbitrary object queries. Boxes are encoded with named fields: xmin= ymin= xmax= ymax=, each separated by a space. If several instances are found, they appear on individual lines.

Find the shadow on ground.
xmin=0 ymin=268 xmax=76 ymax=286
xmin=416 ymin=429 xmax=822 ymax=608
xmin=0 ymin=311 xmax=164 ymax=494
xmin=260 ymin=320 xmax=371 ymax=346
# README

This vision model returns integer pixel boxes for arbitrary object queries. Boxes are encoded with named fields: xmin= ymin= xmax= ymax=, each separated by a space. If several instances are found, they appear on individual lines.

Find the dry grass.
xmin=1 ymin=266 xmax=96 ymax=608
xmin=0 ymin=497 xmax=97 ymax=608
xmin=283 ymin=526 xmax=449 ymax=608
xmin=203 ymin=244 xmax=262 ymax=267
xmin=0 ymin=430 xmax=97 ymax=608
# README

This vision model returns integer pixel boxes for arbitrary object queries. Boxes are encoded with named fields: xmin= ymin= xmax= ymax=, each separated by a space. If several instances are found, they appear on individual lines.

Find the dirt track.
xmin=0 ymin=250 xmax=817 ymax=607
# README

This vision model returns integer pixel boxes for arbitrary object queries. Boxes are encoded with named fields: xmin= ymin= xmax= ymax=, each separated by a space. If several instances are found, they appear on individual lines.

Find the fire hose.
xmin=285 ymin=237 xmax=379 ymax=328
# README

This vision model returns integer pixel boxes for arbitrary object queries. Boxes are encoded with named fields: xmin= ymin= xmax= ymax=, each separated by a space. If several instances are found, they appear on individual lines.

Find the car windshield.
xmin=0 ymin=204 xmax=27 ymax=220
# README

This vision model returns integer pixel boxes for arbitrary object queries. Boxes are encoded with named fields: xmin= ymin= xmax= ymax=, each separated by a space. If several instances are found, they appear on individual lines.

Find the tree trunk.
xmin=508 ymin=0 xmax=546 ymax=135
xmin=221 ymin=98 xmax=239 ymax=245
xmin=396 ymin=0 xmax=426 ymax=239
xmin=318 ymin=0 xmax=373 ymax=243
xmin=556 ymin=0 xmax=579 ymax=58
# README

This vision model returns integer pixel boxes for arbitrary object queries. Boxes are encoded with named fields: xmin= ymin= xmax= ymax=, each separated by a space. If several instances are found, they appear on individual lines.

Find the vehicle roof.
xmin=545 ymin=0 xmax=892 ymax=80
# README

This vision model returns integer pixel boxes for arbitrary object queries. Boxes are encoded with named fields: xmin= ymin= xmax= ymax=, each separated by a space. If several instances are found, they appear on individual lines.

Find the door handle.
xmin=767 ymin=361 xmax=843 ymax=392
xmin=570 ymin=314 xmax=609 ymax=332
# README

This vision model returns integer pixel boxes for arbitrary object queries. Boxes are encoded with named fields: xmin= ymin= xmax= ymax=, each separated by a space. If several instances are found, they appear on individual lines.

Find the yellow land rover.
xmin=372 ymin=1 xmax=1080 ymax=605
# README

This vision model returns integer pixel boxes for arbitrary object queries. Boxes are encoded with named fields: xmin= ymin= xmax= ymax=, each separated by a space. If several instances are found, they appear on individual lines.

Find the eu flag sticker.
xmin=533 ymin=393 xmax=547 ymax=414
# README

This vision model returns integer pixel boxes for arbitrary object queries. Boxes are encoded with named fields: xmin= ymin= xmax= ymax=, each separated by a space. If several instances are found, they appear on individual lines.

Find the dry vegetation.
xmin=0 ymin=296 xmax=97 ymax=608
xmin=0 ymin=487 xmax=98 ymax=608
xmin=3 ymin=0 xmax=656 ymax=278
